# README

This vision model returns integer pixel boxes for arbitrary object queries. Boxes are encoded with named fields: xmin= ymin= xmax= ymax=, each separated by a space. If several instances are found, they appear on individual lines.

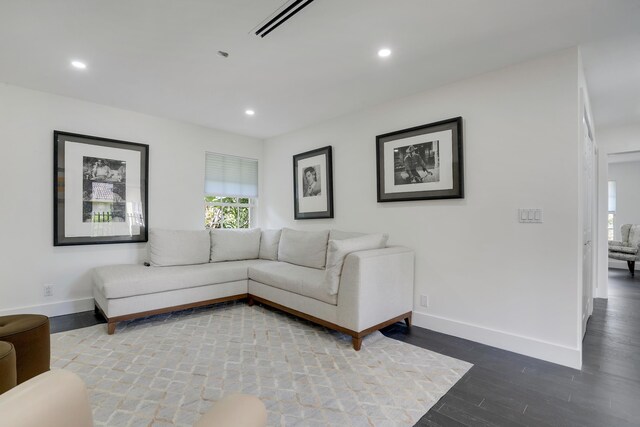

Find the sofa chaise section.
xmin=93 ymin=260 xmax=270 ymax=334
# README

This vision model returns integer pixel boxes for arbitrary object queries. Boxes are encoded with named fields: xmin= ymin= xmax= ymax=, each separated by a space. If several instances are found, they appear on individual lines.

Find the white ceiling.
xmin=0 ymin=0 xmax=639 ymax=139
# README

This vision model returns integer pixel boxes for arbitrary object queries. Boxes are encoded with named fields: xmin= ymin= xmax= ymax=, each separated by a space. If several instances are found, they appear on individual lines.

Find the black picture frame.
xmin=53 ymin=131 xmax=149 ymax=246
xmin=293 ymin=146 xmax=334 ymax=219
xmin=376 ymin=117 xmax=464 ymax=202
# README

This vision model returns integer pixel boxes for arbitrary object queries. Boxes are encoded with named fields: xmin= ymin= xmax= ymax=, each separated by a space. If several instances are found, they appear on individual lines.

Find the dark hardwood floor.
xmin=50 ymin=270 xmax=640 ymax=426
xmin=382 ymin=269 xmax=640 ymax=427
xmin=50 ymin=308 xmax=105 ymax=334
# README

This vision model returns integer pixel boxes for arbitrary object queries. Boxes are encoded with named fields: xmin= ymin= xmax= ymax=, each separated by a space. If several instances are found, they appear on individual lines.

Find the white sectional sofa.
xmin=93 ymin=228 xmax=414 ymax=350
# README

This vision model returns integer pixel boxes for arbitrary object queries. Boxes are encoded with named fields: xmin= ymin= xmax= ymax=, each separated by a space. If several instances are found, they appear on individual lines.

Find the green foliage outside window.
xmin=205 ymin=196 xmax=251 ymax=229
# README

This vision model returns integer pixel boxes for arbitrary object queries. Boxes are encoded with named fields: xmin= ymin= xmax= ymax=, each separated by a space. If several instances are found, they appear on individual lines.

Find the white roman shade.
xmin=205 ymin=152 xmax=258 ymax=197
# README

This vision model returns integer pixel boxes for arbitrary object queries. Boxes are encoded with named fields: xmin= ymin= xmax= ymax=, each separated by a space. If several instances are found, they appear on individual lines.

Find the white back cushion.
xmin=329 ymin=229 xmax=365 ymax=241
xmin=325 ymin=233 xmax=389 ymax=295
xmin=210 ymin=228 xmax=261 ymax=262
xmin=259 ymin=229 xmax=282 ymax=261
xmin=278 ymin=228 xmax=329 ymax=269
xmin=149 ymin=229 xmax=211 ymax=266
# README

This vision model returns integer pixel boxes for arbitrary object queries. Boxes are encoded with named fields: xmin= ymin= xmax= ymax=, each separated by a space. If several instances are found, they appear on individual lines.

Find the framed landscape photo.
xmin=376 ymin=117 xmax=463 ymax=202
xmin=293 ymin=146 xmax=334 ymax=219
xmin=53 ymin=131 xmax=149 ymax=246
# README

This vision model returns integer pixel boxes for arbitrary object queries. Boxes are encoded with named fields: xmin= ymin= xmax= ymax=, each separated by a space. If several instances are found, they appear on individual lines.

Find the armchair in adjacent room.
xmin=608 ymin=224 xmax=640 ymax=277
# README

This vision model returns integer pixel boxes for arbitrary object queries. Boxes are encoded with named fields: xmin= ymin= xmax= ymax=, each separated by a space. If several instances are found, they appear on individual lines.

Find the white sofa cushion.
xmin=210 ymin=229 xmax=261 ymax=262
xmin=148 ymin=229 xmax=211 ymax=266
xmin=259 ymin=229 xmax=281 ymax=261
xmin=325 ymin=234 xmax=389 ymax=295
xmin=248 ymin=262 xmax=336 ymax=305
xmin=329 ymin=229 xmax=366 ymax=241
xmin=94 ymin=260 xmax=269 ymax=299
xmin=278 ymin=228 xmax=329 ymax=269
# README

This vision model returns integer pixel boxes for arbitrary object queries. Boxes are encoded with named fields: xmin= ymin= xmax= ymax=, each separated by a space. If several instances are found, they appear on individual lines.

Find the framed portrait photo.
xmin=376 ymin=117 xmax=463 ymax=202
xmin=53 ymin=131 xmax=149 ymax=246
xmin=293 ymin=146 xmax=334 ymax=219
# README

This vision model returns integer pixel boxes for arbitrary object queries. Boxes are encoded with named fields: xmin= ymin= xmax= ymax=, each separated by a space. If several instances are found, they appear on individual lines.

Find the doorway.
xmin=606 ymin=151 xmax=640 ymax=276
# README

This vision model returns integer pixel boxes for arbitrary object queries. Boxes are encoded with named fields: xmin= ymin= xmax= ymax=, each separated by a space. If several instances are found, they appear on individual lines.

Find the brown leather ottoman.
xmin=0 ymin=315 xmax=50 ymax=384
xmin=0 ymin=341 xmax=17 ymax=394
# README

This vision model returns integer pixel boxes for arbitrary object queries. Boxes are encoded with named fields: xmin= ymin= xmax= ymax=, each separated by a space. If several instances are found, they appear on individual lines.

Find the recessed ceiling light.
xmin=378 ymin=48 xmax=391 ymax=58
xmin=71 ymin=60 xmax=87 ymax=69
xmin=245 ymin=109 xmax=255 ymax=116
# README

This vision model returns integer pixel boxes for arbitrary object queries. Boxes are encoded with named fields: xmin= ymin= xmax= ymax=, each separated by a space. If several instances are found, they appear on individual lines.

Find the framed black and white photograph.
xmin=293 ymin=146 xmax=333 ymax=219
xmin=54 ymin=131 xmax=149 ymax=246
xmin=376 ymin=117 xmax=463 ymax=202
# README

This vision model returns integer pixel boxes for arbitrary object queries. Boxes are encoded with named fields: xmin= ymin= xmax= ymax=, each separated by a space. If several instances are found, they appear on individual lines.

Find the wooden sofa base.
xmin=97 ymin=294 xmax=411 ymax=351
xmin=248 ymin=295 xmax=412 ymax=351
xmin=95 ymin=293 xmax=248 ymax=335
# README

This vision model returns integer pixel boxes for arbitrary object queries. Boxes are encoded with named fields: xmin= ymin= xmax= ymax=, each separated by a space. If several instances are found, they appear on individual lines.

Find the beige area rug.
xmin=51 ymin=302 xmax=472 ymax=427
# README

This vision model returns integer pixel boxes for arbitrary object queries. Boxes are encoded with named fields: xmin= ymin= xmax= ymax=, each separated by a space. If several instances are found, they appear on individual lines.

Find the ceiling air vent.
xmin=254 ymin=0 xmax=316 ymax=38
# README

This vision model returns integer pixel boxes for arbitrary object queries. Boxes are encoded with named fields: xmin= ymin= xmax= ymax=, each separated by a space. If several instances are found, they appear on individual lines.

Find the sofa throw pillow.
xmin=149 ymin=229 xmax=211 ymax=267
xmin=325 ymin=233 xmax=389 ymax=295
xmin=259 ymin=229 xmax=281 ymax=261
xmin=329 ymin=229 xmax=366 ymax=241
xmin=210 ymin=228 xmax=261 ymax=262
xmin=278 ymin=228 xmax=329 ymax=269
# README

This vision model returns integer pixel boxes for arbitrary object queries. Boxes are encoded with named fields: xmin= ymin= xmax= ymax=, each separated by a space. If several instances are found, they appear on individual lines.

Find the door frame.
xmin=581 ymin=111 xmax=597 ymax=337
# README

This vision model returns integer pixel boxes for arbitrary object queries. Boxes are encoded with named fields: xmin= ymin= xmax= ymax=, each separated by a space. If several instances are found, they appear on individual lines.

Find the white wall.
xmin=0 ymin=83 xmax=262 ymax=317
xmin=597 ymin=124 xmax=640 ymax=279
xmin=260 ymin=49 xmax=583 ymax=368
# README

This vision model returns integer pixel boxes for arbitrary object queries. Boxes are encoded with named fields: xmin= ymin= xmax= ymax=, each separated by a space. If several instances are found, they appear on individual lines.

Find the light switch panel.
xmin=518 ymin=208 xmax=543 ymax=223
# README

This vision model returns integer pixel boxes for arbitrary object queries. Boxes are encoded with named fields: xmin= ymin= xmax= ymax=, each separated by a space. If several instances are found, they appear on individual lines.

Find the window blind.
xmin=608 ymin=181 xmax=616 ymax=212
xmin=205 ymin=152 xmax=258 ymax=197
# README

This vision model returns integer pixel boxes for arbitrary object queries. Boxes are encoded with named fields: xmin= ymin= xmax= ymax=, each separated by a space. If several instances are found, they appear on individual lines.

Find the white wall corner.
xmin=0 ymin=298 xmax=95 ymax=318
xmin=413 ymin=310 xmax=582 ymax=370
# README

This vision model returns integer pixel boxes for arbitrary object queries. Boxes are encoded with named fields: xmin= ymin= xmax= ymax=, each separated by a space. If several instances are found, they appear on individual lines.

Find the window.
xmin=608 ymin=180 xmax=616 ymax=241
xmin=205 ymin=196 xmax=255 ymax=228
xmin=204 ymin=152 xmax=258 ymax=229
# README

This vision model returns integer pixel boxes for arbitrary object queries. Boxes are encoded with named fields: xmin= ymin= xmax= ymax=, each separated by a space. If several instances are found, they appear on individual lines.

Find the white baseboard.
xmin=0 ymin=298 xmax=94 ymax=318
xmin=412 ymin=311 xmax=582 ymax=369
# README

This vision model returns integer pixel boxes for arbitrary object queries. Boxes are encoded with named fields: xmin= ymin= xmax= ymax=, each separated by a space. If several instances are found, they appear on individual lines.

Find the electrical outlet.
xmin=43 ymin=284 xmax=54 ymax=297
xmin=420 ymin=294 xmax=429 ymax=308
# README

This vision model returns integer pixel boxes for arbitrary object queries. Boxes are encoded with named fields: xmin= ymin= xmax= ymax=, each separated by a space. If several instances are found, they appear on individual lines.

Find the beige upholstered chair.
xmin=0 ymin=370 xmax=267 ymax=427
xmin=608 ymin=224 xmax=640 ymax=277
xmin=0 ymin=370 xmax=93 ymax=427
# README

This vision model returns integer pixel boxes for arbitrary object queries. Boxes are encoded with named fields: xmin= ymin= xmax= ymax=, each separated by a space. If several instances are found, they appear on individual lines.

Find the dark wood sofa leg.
xmin=352 ymin=336 xmax=363 ymax=351
xmin=107 ymin=322 xmax=116 ymax=335
xmin=628 ymin=261 xmax=635 ymax=277
xmin=404 ymin=313 xmax=412 ymax=328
